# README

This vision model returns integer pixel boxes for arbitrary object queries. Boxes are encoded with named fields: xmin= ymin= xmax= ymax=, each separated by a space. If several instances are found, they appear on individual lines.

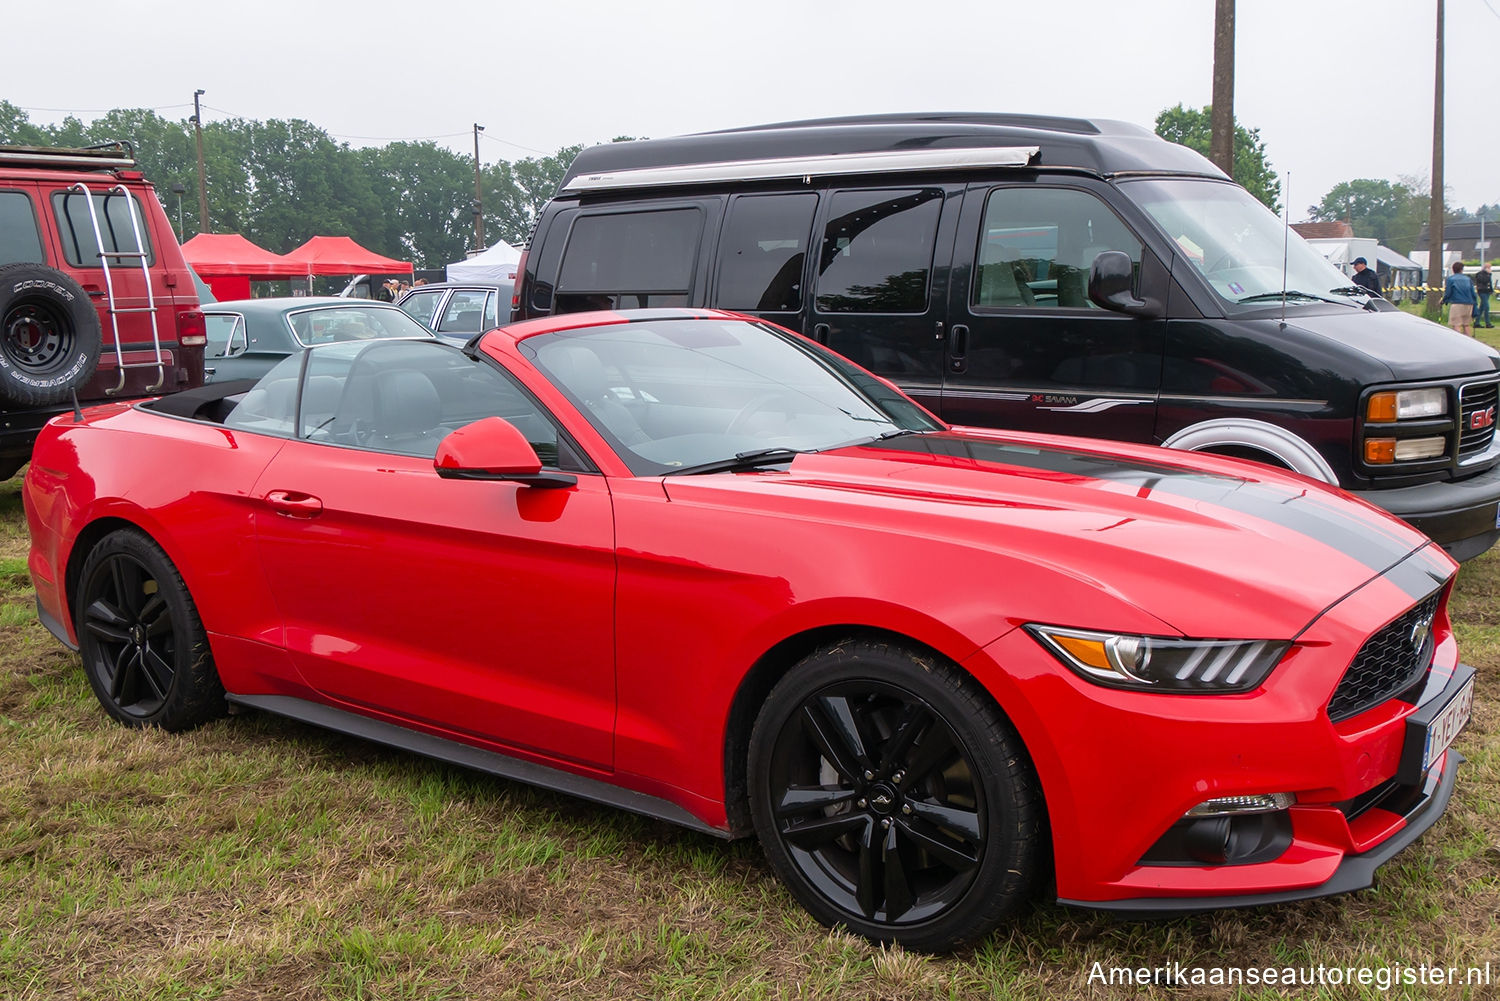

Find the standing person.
xmin=1475 ymin=262 xmax=1493 ymax=328
xmin=1350 ymin=256 xmax=1381 ymax=296
xmin=1443 ymin=261 xmax=1476 ymax=336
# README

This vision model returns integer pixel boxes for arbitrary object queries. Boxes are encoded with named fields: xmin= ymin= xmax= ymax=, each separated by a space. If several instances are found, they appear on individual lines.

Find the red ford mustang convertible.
xmin=24 ymin=309 xmax=1473 ymax=950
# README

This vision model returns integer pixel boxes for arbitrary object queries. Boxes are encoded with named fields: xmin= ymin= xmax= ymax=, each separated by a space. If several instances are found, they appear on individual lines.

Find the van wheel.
xmin=0 ymin=263 xmax=103 ymax=407
xmin=747 ymin=639 xmax=1043 ymax=951
xmin=75 ymin=528 xmax=225 ymax=731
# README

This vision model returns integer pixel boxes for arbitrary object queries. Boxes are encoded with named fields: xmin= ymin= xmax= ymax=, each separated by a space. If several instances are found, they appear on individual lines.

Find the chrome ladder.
xmin=66 ymin=181 xmax=165 ymax=394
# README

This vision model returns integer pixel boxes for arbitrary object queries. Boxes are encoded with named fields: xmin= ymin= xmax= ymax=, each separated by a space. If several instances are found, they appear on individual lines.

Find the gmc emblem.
xmin=1470 ymin=406 xmax=1496 ymax=431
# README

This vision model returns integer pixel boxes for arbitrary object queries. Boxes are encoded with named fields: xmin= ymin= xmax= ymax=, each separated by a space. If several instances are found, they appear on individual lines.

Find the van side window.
xmin=815 ymin=189 xmax=941 ymax=314
xmin=975 ymin=188 xmax=1140 ymax=310
xmin=0 ymin=191 xmax=45 ymax=264
xmin=51 ymin=190 xmax=155 ymax=268
xmin=716 ymin=194 xmax=817 ymax=312
xmin=556 ymin=208 xmax=701 ymax=313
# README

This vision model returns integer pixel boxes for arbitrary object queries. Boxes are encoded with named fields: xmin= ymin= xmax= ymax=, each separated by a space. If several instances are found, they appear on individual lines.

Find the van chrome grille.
xmin=1327 ymin=592 xmax=1441 ymax=722
xmin=1459 ymin=380 xmax=1499 ymax=458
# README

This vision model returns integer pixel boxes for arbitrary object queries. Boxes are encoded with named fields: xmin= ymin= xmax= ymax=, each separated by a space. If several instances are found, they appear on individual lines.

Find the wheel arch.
xmin=720 ymin=623 xmax=1049 ymax=843
xmin=63 ymin=515 xmax=156 ymax=630
xmin=1161 ymin=418 xmax=1338 ymax=484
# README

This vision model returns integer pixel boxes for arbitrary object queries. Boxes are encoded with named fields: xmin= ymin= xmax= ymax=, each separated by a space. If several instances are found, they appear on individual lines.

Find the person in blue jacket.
xmin=1443 ymin=261 xmax=1476 ymax=336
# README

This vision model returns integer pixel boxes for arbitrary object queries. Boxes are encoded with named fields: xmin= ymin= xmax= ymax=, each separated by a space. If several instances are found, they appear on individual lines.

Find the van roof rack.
xmin=0 ymin=140 xmax=137 ymax=171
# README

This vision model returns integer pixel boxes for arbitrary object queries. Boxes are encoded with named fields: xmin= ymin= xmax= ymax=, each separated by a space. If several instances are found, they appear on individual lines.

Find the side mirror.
xmin=1088 ymin=251 xmax=1161 ymax=318
xmin=434 ymin=416 xmax=576 ymax=489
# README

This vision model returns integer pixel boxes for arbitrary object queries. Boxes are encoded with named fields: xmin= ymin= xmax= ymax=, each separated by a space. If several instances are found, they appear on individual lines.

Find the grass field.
xmin=2 ymin=407 xmax=1499 ymax=999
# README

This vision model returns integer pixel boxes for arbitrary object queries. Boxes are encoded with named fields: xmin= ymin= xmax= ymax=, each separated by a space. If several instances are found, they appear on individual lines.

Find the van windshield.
xmin=1124 ymin=178 xmax=1369 ymax=309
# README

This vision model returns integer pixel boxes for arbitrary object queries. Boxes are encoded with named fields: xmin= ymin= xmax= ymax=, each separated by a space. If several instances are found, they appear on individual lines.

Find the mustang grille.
xmin=1327 ymin=592 xmax=1441 ymax=723
xmin=1459 ymin=380 xmax=1499 ymax=458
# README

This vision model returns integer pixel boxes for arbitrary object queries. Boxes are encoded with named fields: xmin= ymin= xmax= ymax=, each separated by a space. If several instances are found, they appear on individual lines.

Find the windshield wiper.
xmin=1237 ymin=290 xmax=1343 ymax=305
xmin=662 ymin=448 xmax=804 ymax=477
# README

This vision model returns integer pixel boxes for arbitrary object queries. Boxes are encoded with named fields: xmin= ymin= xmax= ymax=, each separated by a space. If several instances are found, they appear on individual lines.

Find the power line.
xmin=17 ymin=103 xmax=194 ymax=115
xmin=478 ymin=132 xmax=551 ymax=157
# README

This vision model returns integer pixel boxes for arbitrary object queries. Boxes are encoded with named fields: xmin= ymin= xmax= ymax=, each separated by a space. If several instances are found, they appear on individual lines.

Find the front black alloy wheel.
xmin=749 ymin=639 xmax=1043 ymax=952
xmin=75 ymin=529 xmax=225 ymax=731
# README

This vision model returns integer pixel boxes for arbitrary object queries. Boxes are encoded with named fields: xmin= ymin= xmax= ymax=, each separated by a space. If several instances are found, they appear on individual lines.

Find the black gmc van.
xmin=512 ymin=113 xmax=1500 ymax=559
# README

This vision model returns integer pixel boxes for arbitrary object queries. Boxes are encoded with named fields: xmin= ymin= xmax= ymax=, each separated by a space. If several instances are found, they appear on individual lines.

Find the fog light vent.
xmin=1184 ymin=793 xmax=1294 ymax=817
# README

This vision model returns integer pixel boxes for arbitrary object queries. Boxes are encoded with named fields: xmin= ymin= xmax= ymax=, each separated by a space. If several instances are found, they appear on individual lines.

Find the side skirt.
xmin=227 ymin=693 xmax=731 ymax=840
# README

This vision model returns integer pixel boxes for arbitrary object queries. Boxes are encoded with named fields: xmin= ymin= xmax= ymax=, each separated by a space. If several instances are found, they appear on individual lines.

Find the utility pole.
xmin=192 ymin=89 xmax=209 ymax=234
xmin=473 ymin=123 xmax=485 ymax=253
xmin=1209 ymin=0 xmax=1236 ymax=177
xmin=1426 ymin=0 xmax=1445 ymax=319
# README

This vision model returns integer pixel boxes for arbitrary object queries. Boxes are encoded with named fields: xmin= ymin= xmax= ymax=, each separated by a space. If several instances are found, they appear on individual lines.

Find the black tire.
xmin=0 ymin=262 xmax=102 ymax=407
xmin=74 ymin=528 xmax=225 ymax=731
xmin=748 ymin=638 xmax=1044 ymax=952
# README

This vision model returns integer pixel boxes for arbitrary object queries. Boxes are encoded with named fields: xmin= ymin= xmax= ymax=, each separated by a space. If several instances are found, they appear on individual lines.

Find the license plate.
xmin=1422 ymin=674 xmax=1474 ymax=774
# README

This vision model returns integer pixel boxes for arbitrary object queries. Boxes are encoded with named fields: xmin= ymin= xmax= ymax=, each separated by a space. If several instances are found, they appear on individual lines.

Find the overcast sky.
xmin=7 ymin=0 xmax=1497 ymax=218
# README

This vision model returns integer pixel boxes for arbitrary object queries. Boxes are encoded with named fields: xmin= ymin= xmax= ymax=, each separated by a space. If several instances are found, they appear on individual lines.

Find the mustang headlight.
xmin=1026 ymin=625 xmax=1289 ymax=693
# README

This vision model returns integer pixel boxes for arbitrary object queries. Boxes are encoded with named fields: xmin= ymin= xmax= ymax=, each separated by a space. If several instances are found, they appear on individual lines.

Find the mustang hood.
xmin=686 ymin=428 xmax=1446 ymax=641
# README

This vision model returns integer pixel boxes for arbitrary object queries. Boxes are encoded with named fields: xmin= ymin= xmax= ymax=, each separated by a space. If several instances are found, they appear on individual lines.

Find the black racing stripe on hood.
xmin=1382 ymin=545 xmax=1455 ymax=603
xmin=862 ymin=435 xmax=1416 ymax=573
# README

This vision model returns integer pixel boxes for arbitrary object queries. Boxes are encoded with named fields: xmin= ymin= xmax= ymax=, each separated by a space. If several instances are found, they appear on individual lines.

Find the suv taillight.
xmin=178 ymin=308 xmax=207 ymax=346
xmin=510 ymin=249 xmax=528 ymax=316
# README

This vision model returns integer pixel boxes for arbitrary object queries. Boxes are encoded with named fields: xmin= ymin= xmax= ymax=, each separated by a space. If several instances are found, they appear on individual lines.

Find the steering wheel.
xmin=726 ymin=390 xmax=799 ymax=436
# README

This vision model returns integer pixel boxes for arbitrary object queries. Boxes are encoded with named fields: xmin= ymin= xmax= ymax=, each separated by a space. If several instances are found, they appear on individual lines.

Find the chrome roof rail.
xmin=561 ymin=145 xmax=1041 ymax=193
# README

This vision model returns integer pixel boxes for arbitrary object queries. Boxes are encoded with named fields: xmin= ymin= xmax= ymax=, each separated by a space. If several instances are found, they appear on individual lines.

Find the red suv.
xmin=0 ymin=141 xmax=205 ymax=479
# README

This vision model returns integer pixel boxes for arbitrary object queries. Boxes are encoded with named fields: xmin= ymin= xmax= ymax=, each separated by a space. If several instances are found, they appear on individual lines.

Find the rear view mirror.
xmin=1088 ymin=251 xmax=1160 ymax=318
xmin=434 ymin=416 xmax=576 ymax=488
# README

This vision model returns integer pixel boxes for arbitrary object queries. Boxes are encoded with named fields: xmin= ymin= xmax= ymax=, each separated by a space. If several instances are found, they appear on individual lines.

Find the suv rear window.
xmin=816 ymin=189 xmax=941 ymax=314
xmin=716 ymin=193 xmax=817 ymax=312
xmin=556 ymin=208 xmax=701 ymax=311
xmin=0 ymin=191 xmax=45 ymax=264
xmin=51 ymin=189 xmax=155 ymax=268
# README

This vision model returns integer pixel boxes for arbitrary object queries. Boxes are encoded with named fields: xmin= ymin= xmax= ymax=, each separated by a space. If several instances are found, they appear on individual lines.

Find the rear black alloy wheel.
xmin=749 ymin=640 xmax=1042 ymax=951
xmin=75 ymin=529 xmax=225 ymax=731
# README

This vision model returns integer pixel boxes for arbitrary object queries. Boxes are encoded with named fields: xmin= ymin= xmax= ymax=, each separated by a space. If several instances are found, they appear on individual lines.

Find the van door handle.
xmin=265 ymin=490 xmax=323 ymax=519
xmin=812 ymin=323 xmax=830 ymax=345
xmin=948 ymin=324 xmax=969 ymax=372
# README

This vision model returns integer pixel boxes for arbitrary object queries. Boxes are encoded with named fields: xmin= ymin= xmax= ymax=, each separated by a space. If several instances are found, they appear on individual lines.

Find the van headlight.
xmin=1026 ymin=625 xmax=1289 ymax=693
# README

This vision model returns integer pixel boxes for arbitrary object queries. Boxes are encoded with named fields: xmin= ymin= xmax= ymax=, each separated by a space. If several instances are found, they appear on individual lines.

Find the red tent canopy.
xmin=283 ymin=236 xmax=413 ymax=276
xmin=180 ymin=233 xmax=304 ymax=278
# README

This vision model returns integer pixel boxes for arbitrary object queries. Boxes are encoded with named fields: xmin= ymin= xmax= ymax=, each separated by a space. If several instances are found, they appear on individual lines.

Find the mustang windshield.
xmin=1125 ymin=178 xmax=1369 ymax=308
xmin=524 ymin=318 xmax=941 ymax=475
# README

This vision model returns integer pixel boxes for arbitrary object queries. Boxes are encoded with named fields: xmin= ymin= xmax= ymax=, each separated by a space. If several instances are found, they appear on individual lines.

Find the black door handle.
xmin=812 ymin=323 xmax=830 ymax=345
xmin=948 ymin=324 xmax=969 ymax=373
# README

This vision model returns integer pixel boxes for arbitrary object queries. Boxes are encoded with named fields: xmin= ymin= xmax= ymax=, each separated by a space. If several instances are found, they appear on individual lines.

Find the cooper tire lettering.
xmin=0 ymin=262 xmax=103 ymax=407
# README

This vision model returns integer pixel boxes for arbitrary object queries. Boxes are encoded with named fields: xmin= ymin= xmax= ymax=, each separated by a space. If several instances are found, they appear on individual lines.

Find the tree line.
xmin=4 ymin=100 xmax=1492 ymax=267
xmin=0 ymin=100 xmax=598 ymax=269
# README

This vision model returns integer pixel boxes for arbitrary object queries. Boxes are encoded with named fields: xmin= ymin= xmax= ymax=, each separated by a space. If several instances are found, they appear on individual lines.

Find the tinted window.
xmin=299 ymin=340 xmax=569 ymax=464
xmin=717 ymin=194 xmax=817 ymax=312
xmin=975 ymin=188 xmax=1141 ymax=309
xmin=204 ymin=313 xmax=245 ymax=359
xmin=556 ymin=208 xmax=700 ymax=312
xmin=437 ymin=289 xmax=492 ymax=333
xmin=0 ymin=191 xmax=45 ymax=264
xmin=286 ymin=306 xmax=432 ymax=346
xmin=399 ymin=289 xmax=443 ymax=326
xmin=51 ymin=190 xmax=154 ymax=268
xmin=815 ymin=189 xmax=941 ymax=314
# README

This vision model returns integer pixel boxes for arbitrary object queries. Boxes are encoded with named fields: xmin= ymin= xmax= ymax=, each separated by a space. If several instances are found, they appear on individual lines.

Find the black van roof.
xmin=559 ymin=113 xmax=1226 ymax=192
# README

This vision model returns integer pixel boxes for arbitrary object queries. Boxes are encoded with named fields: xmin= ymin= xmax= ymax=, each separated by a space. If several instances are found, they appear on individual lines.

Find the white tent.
xmin=446 ymin=241 xmax=522 ymax=285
